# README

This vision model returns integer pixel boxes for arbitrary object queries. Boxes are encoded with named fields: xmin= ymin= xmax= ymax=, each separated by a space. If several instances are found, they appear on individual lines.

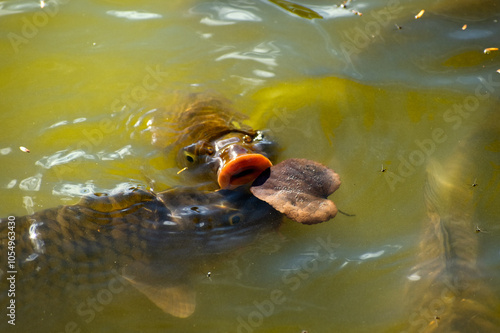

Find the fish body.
xmin=0 ymin=93 xmax=342 ymax=331
xmin=0 ymin=187 xmax=282 ymax=329
xmin=404 ymin=119 xmax=500 ymax=332
xmin=151 ymin=93 xmax=276 ymax=188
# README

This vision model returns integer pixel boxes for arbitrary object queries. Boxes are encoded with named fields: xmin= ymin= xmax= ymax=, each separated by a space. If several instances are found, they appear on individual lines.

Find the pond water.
xmin=1 ymin=0 xmax=499 ymax=332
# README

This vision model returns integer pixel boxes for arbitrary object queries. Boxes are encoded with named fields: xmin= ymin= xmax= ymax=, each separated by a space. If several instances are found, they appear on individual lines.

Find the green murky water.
xmin=1 ymin=0 xmax=499 ymax=332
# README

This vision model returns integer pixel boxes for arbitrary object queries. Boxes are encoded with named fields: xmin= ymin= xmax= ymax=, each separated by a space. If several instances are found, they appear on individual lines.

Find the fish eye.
xmin=205 ymin=146 xmax=214 ymax=155
xmin=253 ymin=131 xmax=264 ymax=141
xmin=243 ymin=135 xmax=252 ymax=143
xmin=229 ymin=213 xmax=243 ymax=225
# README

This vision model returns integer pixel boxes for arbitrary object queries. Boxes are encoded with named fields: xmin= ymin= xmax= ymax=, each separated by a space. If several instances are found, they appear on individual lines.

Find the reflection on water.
xmin=1 ymin=0 xmax=499 ymax=332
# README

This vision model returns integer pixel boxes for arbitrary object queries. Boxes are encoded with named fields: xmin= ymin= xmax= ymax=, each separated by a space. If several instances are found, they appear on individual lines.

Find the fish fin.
xmin=123 ymin=276 xmax=196 ymax=318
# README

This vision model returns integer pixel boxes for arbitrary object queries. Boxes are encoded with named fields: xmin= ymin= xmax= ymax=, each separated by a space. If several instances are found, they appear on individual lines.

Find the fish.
xmin=151 ymin=93 xmax=276 ymax=189
xmin=0 ymin=92 xmax=343 ymax=330
xmin=403 ymin=118 xmax=500 ymax=332
xmin=0 ymin=186 xmax=282 ymax=330
xmin=0 ymin=157 xmax=341 ymax=331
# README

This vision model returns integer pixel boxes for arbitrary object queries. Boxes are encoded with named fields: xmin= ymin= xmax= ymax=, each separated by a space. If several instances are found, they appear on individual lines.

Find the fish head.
xmin=176 ymin=130 xmax=276 ymax=189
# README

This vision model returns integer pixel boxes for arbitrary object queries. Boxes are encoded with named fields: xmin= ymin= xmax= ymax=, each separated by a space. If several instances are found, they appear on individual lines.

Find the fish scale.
xmin=0 ymin=186 xmax=281 ymax=330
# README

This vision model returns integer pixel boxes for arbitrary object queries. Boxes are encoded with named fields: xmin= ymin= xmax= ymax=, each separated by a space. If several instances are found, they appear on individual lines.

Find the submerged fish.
xmin=0 ymin=93 xmax=342 ymax=331
xmin=151 ymin=93 xmax=276 ymax=189
xmin=0 ymin=187 xmax=282 ymax=330
xmin=0 ymin=162 xmax=340 ymax=331
xmin=403 ymin=120 xmax=500 ymax=332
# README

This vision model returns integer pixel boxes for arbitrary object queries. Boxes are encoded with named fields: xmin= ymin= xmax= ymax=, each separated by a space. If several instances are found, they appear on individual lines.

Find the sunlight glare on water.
xmin=1 ymin=0 xmax=500 ymax=332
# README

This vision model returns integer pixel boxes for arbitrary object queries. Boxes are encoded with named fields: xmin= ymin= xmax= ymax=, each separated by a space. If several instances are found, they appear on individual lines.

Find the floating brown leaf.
xmin=250 ymin=158 xmax=341 ymax=224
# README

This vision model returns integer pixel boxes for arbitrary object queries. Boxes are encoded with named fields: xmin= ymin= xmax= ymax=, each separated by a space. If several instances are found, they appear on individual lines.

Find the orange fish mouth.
xmin=218 ymin=154 xmax=273 ymax=189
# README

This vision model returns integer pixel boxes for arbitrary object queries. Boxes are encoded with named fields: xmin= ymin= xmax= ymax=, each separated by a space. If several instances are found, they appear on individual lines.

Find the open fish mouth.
xmin=217 ymin=153 xmax=272 ymax=189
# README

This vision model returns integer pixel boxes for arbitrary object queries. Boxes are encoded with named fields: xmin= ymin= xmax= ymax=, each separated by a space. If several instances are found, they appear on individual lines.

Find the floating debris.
xmin=269 ymin=0 xmax=323 ymax=19
xmin=19 ymin=146 xmax=30 ymax=153
xmin=250 ymin=158 xmax=341 ymax=224
xmin=484 ymin=47 xmax=498 ymax=54
xmin=415 ymin=9 xmax=425 ymax=19
xmin=475 ymin=225 xmax=488 ymax=233
xmin=497 ymin=69 xmax=500 ymax=74
xmin=471 ymin=178 xmax=478 ymax=187
xmin=462 ymin=24 xmax=467 ymax=30
xmin=339 ymin=0 xmax=361 ymax=16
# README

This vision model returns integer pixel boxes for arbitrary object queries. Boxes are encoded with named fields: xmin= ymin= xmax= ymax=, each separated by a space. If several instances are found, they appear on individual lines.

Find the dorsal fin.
xmin=75 ymin=188 xmax=159 ymax=224
xmin=78 ymin=188 xmax=156 ymax=213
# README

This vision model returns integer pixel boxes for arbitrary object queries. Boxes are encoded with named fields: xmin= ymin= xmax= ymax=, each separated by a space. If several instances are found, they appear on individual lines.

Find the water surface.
xmin=1 ymin=0 xmax=499 ymax=332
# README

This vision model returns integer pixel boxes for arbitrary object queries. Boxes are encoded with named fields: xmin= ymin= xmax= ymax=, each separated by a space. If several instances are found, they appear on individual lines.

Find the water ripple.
xmin=215 ymin=41 xmax=280 ymax=67
xmin=448 ymin=28 xmax=493 ymax=40
xmin=19 ymin=173 xmax=42 ymax=191
xmin=106 ymin=10 xmax=162 ymax=21
xmin=36 ymin=150 xmax=89 ymax=169
xmin=194 ymin=3 xmax=261 ymax=26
